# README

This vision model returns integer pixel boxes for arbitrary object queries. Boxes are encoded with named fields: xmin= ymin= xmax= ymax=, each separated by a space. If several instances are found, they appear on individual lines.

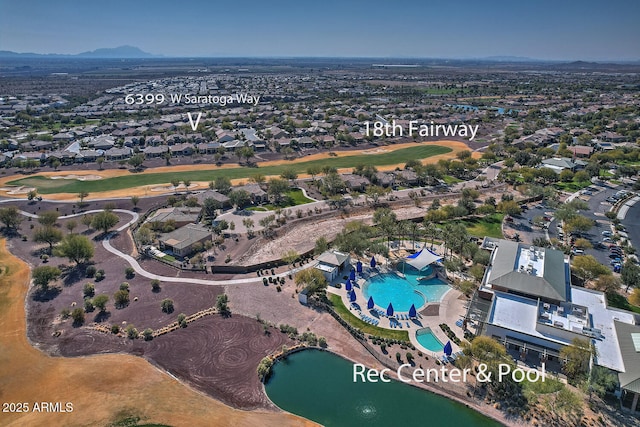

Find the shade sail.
xmin=349 ymin=269 xmax=356 ymax=281
xmin=386 ymin=303 xmax=394 ymax=317
xmin=409 ymin=304 xmax=417 ymax=318
xmin=356 ymin=261 xmax=363 ymax=273
xmin=370 ymin=256 xmax=377 ymax=268
xmin=444 ymin=341 xmax=452 ymax=356
xmin=345 ymin=280 xmax=352 ymax=291
xmin=406 ymin=247 xmax=442 ymax=271
xmin=349 ymin=290 xmax=356 ymax=302
xmin=367 ymin=296 xmax=374 ymax=309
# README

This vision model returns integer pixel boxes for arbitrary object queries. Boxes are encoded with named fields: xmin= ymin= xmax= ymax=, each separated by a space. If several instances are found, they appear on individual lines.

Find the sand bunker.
xmin=362 ymin=148 xmax=390 ymax=154
xmin=0 ymin=186 xmax=36 ymax=195
xmin=50 ymin=174 xmax=103 ymax=181
xmin=150 ymin=183 xmax=201 ymax=192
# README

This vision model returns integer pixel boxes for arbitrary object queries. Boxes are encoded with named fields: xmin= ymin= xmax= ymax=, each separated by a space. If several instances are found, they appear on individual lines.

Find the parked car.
xmin=601 ymin=231 xmax=612 ymax=237
xmin=573 ymin=249 xmax=585 ymax=255
xmin=602 ymin=237 xmax=613 ymax=243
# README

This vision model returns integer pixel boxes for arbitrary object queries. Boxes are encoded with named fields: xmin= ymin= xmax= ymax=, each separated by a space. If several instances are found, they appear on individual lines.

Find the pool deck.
xmin=327 ymin=263 xmax=468 ymax=357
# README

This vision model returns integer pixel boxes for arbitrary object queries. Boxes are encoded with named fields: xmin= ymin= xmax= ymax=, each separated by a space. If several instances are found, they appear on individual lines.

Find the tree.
xmin=573 ymin=238 xmax=592 ymax=250
xmin=242 ymin=218 xmax=255 ymax=237
xmin=34 ymin=226 xmax=63 ymax=252
xmin=571 ymin=255 xmax=611 ymax=284
xmin=216 ymin=293 xmax=230 ymax=315
xmin=142 ymin=328 xmax=154 ymax=341
xmin=92 ymin=294 xmax=109 ymax=312
xmin=56 ymin=234 xmax=94 ymax=265
xmin=81 ymin=214 xmax=93 ymax=231
xmin=78 ymin=191 xmax=89 ymax=205
xmin=32 ymin=265 xmax=61 ymax=292
xmin=211 ymin=176 xmax=232 ymax=194
xmin=161 ymin=298 xmax=174 ymax=313
xmin=151 ymin=279 xmax=161 ymax=293
xmin=38 ymin=211 xmax=59 ymax=227
xmin=114 ymin=289 xmax=130 ymax=308
xmin=294 ymin=268 xmax=328 ymax=296
xmin=560 ymin=338 xmax=595 ymax=382
xmin=83 ymin=282 xmax=95 ymax=298
xmin=594 ymin=275 xmax=621 ymax=294
xmin=564 ymin=215 xmax=594 ymax=234
xmin=314 ymin=236 xmax=329 ymax=255
xmin=202 ymin=197 xmax=222 ymax=220
xmin=621 ymin=261 xmax=640 ymax=292
xmin=307 ymin=165 xmax=322 ymax=183
xmin=130 ymin=195 xmax=140 ymax=209
xmin=267 ymin=178 xmax=290 ymax=205
xmin=365 ymin=185 xmax=390 ymax=205
xmin=249 ymin=173 xmax=266 ymax=186
xmin=280 ymin=168 xmax=298 ymax=182
xmin=497 ymin=200 xmax=521 ymax=216
xmin=228 ymin=189 xmax=251 ymax=210
xmin=322 ymin=171 xmax=345 ymax=195
xmin=0 ymin=206 xmax=22 ymax=231
xmin=238 ymin=146 xmax=255 ymax=164
xmin=126 ymin=325 xmax=139 ymax=339
xmin=71 ymin=308 xmax=85 ymax=325
xmin=91 ymin=210 xmax=119 ymax=234
xmin=65 ymin=219 xmax=78 ymax=234
xmin=281 ymin=249 xmax=299 ymax=269
xmin=128 ymin=153 xmax=145 ymax=170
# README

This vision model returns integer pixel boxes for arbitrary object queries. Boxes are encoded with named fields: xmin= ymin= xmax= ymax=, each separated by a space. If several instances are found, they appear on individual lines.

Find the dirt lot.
xmin=0 ymin=239 xmax=314 ymax=427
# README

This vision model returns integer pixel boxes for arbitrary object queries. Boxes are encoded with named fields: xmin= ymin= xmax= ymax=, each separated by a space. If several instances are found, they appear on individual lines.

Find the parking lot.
xmin=503 ymin=181 xmax=637 ymax=273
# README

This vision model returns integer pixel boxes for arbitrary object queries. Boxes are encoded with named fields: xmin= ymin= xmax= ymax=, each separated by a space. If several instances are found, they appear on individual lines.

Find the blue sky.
xmin=1 ymin=0 xmax=638 ymax=60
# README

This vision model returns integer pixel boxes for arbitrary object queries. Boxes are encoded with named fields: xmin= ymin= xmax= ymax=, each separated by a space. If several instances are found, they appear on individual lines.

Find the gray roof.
xmin=160 ymin=223 xmax=210 ymax=250
xmin=317 ymin=250 xmax=349 ymax=267
xmin=486 ymin=240 xmax=569 ymax=302
xmin=195 ymin=190 xmax=230 ymax=205
xmin=615 ymin=321 xmax=640 ymax=393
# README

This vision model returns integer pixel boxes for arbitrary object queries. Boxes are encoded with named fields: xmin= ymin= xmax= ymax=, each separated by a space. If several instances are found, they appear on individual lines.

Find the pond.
xmin=265 ymin=349 xmax=501 ymax=427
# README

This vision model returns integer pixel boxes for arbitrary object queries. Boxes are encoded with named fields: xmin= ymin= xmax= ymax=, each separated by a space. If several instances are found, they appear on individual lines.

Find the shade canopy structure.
xmin=406 ymin=247 xmax=442 ymax=271
xmin=370 ymin=256 xmax=377 ymax=268
xmin=349 ymin=269 xmax=356 ymax=281
xmin=409 ymin=304 xmax=417 ymax=318
xmin=349 ymin=290 xmax=357 ymax=302
xmin=443 ymin=341 xmax=452 ymax=356
xmin=356 ymin=261 xmax=363 ymax=273
xmin=386 ymin=303 xmax=394 ymax=317
xmin=367 ymin=296 xmax=375 ymax=310
xmin=345 ymin=280 xmax=352 ymax=291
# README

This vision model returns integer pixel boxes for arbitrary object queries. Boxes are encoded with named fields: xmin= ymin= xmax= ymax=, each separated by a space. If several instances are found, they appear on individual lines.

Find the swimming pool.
xmin=415 ymin=327 xmax=444 ymax=352
xmin=362 ymin=265 xmax=450 ymax=312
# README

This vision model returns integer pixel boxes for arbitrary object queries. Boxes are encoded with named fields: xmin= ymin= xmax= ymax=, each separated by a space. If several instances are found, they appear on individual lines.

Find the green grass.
xmin=161 ymin=254 xmax=176 ymax=262
xmin=328 ymin=293 xmax=410 ymax=341
xmin=554 ymin=181 xmax=590 ymax=192
xmin=455 ymin=213 xmax=504 ymax=239
xmin=606 ymin=292 xmax=640 ymax=314
xmin=442 ymin=175 xmax=462 ymax=185
xmin=257 ymin=189 xmax=315 ymax=210
xmin=10 ymin=145 xmax=451 ymax=195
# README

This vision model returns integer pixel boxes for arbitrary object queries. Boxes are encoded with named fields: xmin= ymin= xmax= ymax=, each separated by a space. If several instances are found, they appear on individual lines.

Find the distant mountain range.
xmin=0 ymin=45 xmax=159 ymax=58
xmin=0 ymin=48 xmax=637 ymax=65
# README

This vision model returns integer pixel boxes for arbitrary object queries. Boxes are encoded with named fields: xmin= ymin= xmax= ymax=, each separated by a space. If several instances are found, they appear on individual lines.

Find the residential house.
xmin=235 ymin=183 xmax=268 ymax=204
xmin=159 ymin=223 xmax=211 ymax=257
xmin=195 ymin=190 xmax=231 ymax=209
xmin=148 ymin=207 xmax=201 ymax=228
xmin=342 ymin=174 xmax=370 ymax=192
xmin=105 ymin=147 xmax=132 ymax=161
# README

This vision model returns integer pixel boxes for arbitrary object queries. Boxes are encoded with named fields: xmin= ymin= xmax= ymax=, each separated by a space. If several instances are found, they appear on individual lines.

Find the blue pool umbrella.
xmin=367 ymin=296 xmax=374 ymax=310
xmin=345 ymin=280 xmax=352 ymax=291
xmin=443 ymin=341 xmax=452 ymax=356
xmin=370 ymin=256 xmax=377 ymax=268
xmin=349 ymin=290 xmax=357 ymax=302
xmin=356 ymin=261 xmax=363 ymax=273
xmin=386 ymin=303 xmax=394 ymax=317
xmin=350 ymin=269 xmax=356 ymax=281
xmin=409 ymin=304 xmax=417 ymax=318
